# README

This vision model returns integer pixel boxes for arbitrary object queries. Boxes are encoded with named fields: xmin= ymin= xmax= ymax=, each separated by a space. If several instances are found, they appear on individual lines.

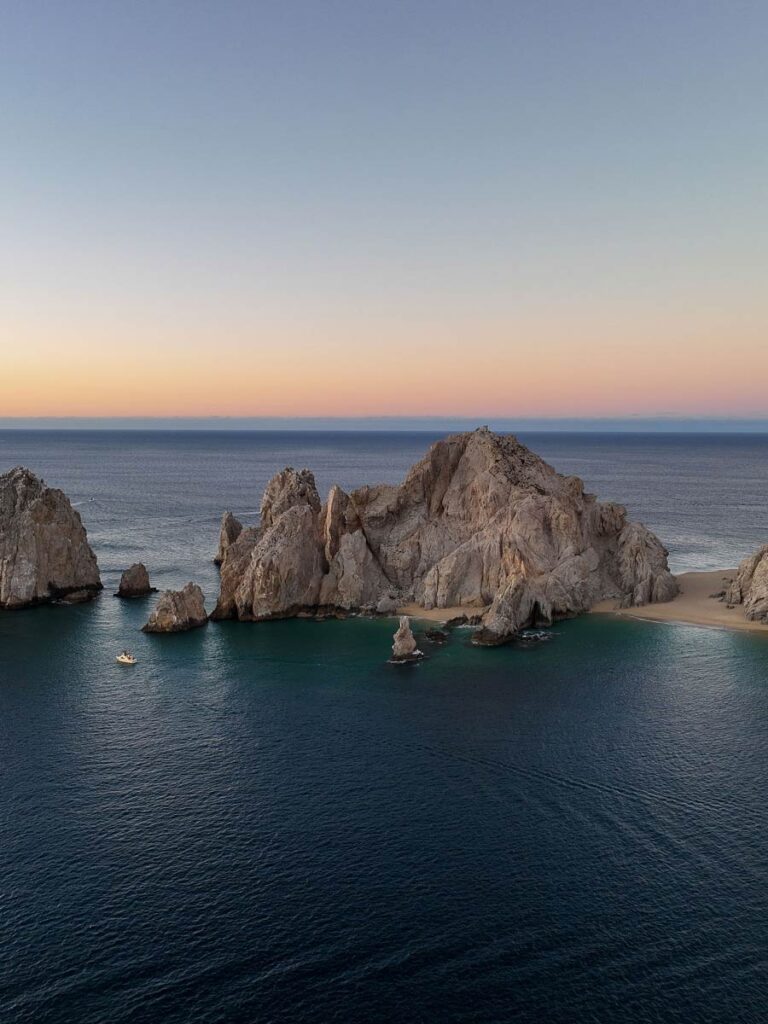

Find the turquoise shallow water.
xmin=1 ymin=431 xmax=768 ymax=1022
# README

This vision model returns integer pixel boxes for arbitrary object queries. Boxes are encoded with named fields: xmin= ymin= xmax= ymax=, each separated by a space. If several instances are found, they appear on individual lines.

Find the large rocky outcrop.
xmin=212 ymin=428 xmax=678 ymax=642
xmin=725 ymin=545 xmax=768 ymax=623
xmin=0 ymin=466 xmax=101 ymax=608
xmin=115 ymin=562 xmax=156 ymax=598
xmin=143 ymin=582 xmax=207 ymax=633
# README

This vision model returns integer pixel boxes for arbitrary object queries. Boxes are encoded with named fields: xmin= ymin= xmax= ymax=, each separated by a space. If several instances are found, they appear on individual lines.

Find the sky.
xmin=1 ymin=0 xmax=767 ymax=421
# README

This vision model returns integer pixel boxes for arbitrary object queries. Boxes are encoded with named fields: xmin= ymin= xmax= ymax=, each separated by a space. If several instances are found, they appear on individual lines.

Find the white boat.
xmin=116 ymin=651 xmax=137 ymax=665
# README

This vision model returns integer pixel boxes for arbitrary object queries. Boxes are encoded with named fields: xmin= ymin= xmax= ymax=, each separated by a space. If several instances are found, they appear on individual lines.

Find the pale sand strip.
xmin=396 ymin=603 xmax=486 ymax=623
xmin=399 ymin=572 xmax=768 ymax=634
xmin=592 ymin=569 xmax=768 ymax=634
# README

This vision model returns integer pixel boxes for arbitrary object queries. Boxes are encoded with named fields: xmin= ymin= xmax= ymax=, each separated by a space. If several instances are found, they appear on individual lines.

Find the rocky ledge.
xmin=142 ymin=583 xmax=207 ymax=633
xmin=725 ymin=545 xmax=768 ymax=623
xmin=115 ymin=562 xmax=156 ymax=598
xmin=211 ymin=428 xmax=677 ymax=643
xmin=0 ymin=466 xmax=101 ymax=609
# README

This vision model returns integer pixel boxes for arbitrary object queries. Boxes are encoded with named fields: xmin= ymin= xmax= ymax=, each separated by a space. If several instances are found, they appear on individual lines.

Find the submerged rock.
xmin=424 ymin=628 xmax=449 ymax=644
xmin=513 ymin=629 xmax=555 ymax=648
xmin=142 ymin=582 xmax=207 ymax=633
xmin=212 ymin=428 xmax=678 ymax=642
xmin=725 ymin=545 xmax=768 ymax=623
xmin=391 ymin=616 xmax=423 ymax=662
xmin=214 ymin=511 xmax=243 ymax=566
xmin=58 ymin=589 xmax=97 ymax=605
xmin=0 ymin=466 xmax=101 ymax=609
xmin=115 ymin=562 xmax=156 ymax=598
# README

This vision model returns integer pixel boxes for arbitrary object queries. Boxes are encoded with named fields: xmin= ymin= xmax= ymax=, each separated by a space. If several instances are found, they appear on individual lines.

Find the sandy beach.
xmin=397 ymin=603 xmax=487 ymax=623
xmin=592 ymin=570 xmax=768 ymax=634
xmin=399 ymin=572 xmax=768 ymax=634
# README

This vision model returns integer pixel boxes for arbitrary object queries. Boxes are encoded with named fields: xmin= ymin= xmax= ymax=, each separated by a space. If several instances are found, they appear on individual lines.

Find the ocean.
xmin=1 ymin=431 xmax=767 ymax=1023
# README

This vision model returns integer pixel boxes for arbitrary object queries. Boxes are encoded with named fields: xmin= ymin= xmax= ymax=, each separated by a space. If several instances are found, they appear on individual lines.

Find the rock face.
xmin=142 ymin=582 xmax=207 ymax=633
xmin=214 ymin=512 xmax=243 ymax=565
xmin=115 ymin=562 xmax=155 ymax=598
xmin=391 ymin=616 xmax=422 ymax=661
xmin=725 ymin=545 xmax=768 ymax=623
xmin=212 ymin=428 xmax=678 ymax=642
xmin=0 ymin=466 xmax=101 ymax=609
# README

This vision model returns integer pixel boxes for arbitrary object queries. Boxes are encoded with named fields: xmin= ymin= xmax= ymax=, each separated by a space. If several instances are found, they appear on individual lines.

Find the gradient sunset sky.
xmin=2 ymin=1 xmax=767 ymax=420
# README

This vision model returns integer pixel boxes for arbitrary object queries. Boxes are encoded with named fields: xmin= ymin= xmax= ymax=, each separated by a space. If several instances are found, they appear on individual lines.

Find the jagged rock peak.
xmin=725 ymin=545 xmax=768 ymax=623
xmin=214 ymin=511 xmax=243 ymax=565
xmin=142 ymin=582 xmax=208 ymax=633
xmin=115 ymin=562 xmax=156 ymax=598
xmin=213 ymin=429 xmax=678 ymax=641
xmin=0 ymin=466 xmax=102 ymax=609
xmin=260 ymin=468 xmax=320 ymax=529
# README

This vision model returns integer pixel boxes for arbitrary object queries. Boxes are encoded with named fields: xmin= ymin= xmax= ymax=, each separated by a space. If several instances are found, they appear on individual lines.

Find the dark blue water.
xmin=2 ymin=432 xmax=768 ymax=1023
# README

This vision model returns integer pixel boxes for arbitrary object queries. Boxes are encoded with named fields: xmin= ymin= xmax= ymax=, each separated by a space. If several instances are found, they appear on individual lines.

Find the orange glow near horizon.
xmin=4 ymin=305 xmax=768 ymax=419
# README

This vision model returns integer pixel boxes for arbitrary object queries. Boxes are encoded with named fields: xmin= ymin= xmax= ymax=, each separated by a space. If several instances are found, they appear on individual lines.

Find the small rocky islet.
xmin=142 ymin=583 xmax=208 ymax=633
xmin=390 ymin=616 xmax=423 ymax=663
xmin=3 ymin=429 xmax=767 ymax=644
xmin=115 ymin=562 xmax=156 ymax=598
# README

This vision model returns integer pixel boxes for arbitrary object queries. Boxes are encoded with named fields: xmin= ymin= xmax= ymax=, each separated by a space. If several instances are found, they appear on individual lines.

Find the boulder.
xmin=115 ymin=562 xmax=156 ymax=598
xmin=142 ymin=582 xmax=207 ymax=633
xmin=0 ymin=466 xmax=101 ymax=608
xmin=213 ymin=429 xmax=678 ymax=642
xmin=214 ymin=511 xmax=242 ymax=565
xmin=424 ymin=628 xmax=449 ymax=644
xmin=391 ymin=616 xmax=423 ymax=662
xmin=725 ymin=545 xmax=768 ymax=623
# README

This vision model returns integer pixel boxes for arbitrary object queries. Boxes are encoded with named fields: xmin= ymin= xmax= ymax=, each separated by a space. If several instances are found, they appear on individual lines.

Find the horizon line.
xmin=2 ymin=415 xmax=768 ymax=434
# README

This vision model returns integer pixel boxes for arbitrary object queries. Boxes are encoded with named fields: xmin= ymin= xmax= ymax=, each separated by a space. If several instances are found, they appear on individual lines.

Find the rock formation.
xmin=391 ymin=615 xmax=423 ymax=662
xmin=142 ymin=582 xmax=207 ymax=633
xmin=214 ymin=511 xmax=243 ymax=565
xmin=212 ymin=428 xmax=678 ymax=643
xmin=0 ymin=466 xmax=101 ymax=609
xmin=725 ymin=545 xmax=768 ymax=623
xmin=115 ymin=562 xmax=156 ymax=598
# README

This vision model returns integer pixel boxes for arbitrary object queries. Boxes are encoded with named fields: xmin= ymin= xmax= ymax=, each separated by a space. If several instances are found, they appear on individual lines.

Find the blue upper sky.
xmin=2 ymin=1 xmax=767 ymax=420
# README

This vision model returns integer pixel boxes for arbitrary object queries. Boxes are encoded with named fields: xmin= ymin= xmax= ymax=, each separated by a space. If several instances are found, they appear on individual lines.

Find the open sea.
xmin=1 ymin=430 xmax=767 ymax=1024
